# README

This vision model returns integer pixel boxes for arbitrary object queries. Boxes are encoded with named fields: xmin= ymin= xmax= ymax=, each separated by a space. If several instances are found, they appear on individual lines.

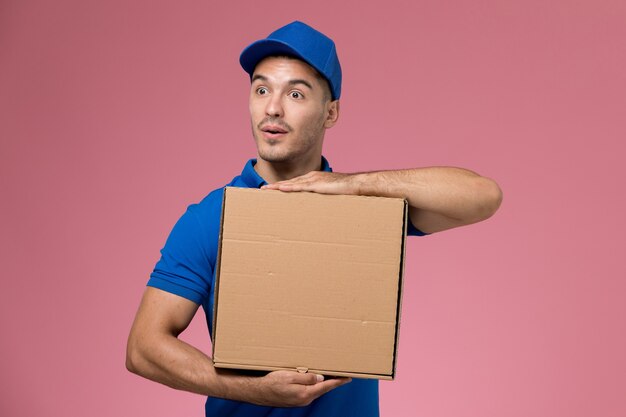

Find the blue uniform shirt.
xmin=147 ymin=157 xmax=425 ymax=417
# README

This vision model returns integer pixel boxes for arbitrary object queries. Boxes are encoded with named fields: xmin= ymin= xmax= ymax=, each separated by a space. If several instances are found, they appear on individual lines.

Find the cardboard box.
xmin=212 ymin=187 xmax=408 ymax=380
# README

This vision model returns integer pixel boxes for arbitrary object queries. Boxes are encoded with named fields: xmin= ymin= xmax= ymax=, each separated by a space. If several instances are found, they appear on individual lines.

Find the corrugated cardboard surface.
xmin=212 ymin=187 xmax=407 ymax=380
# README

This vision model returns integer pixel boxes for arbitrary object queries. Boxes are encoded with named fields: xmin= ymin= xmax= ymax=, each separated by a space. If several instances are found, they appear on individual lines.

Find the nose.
xmin=265 ymin=94 xmax=284 ymax=118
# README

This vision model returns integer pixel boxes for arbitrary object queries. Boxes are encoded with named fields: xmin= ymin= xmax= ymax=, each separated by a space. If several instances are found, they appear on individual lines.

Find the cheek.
xmin=304 ymin=111 xmax=327 ymax=131
xmin=293 ymin=106 xmax=324 ymax=128
xmin=249 ymin=96 xmax=264 ymax=116
xmin=248 ymin=100 xmax=257 ymax=116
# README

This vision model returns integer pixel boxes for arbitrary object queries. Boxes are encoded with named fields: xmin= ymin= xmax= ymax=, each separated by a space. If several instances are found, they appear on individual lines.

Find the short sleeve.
xmin=147 ymin=205 xmax=213 ymax=305
xmin=407 ymin=218 xmax=428 ymax=237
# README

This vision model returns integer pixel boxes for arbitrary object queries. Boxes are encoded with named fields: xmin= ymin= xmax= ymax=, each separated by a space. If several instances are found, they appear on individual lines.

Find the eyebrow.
xmin=251 ymin=74 xmax=314 ymax=90
xmin=287 ymin=79 xmax=313 ymax=90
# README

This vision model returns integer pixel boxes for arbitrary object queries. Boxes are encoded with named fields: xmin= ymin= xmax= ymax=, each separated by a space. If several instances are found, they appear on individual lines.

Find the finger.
xmin=291 ymin=372 xmax=325 ymax=385
xmin=273 ymin=183 xmax=308 ymax=192
xmin=261 ymin=183 xmax=285 ymax=189
xmin=307 ymin=377 xmax=352 ymax=397
xmin=278 ymin=184 xmax=303 ymax=191
xmin=261 ymin=181 xmax=297 ymax=189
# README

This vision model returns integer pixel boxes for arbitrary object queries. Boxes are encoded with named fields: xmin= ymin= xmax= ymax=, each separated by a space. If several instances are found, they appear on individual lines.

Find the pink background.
xmin=1 ymin=0 xmax=624 ymax=416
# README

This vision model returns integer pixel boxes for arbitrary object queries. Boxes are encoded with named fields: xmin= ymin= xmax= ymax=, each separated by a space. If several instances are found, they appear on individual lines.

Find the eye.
xmin=256 ymin=87 xmax=268 ymax=95
xmin=289 ymin=91 xmax=303 ymax=99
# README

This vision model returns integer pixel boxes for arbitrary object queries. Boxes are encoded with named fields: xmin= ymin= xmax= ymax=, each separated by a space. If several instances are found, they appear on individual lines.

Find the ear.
xmin=324 ymin=100 xmax=340 ymax=128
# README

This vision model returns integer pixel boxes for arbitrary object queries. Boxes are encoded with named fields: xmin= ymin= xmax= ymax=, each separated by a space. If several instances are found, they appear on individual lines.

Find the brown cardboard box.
xmin=212 ymin=187 xmax=408 ymax=380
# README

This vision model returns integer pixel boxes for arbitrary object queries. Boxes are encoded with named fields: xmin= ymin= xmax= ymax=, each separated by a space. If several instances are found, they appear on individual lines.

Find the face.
xmin=249 ymin=56 xmax=339 ymax=165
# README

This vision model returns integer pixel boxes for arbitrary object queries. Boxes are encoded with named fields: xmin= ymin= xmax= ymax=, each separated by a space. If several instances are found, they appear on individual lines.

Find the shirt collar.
xmin=240 ymin=156 xmax=333 ymax=188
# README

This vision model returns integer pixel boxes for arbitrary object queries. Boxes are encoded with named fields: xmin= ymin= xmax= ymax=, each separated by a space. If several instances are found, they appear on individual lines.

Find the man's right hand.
xmin=242 ymin=370 xmax=352 ymax=407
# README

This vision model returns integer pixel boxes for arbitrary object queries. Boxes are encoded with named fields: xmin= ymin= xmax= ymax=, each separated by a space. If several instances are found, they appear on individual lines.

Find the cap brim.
xmin=240 ymin=39 xmax=310 ymax=76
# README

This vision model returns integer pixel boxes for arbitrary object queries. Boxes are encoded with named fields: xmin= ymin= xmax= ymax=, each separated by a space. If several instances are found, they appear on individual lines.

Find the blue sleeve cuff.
xmin=147 ymin=275 xmax=205 ymax=305
xmin=146 ymin=204 xmax=215 ymax=305
xmin=407 ymin=218 xmax=428 ymax=236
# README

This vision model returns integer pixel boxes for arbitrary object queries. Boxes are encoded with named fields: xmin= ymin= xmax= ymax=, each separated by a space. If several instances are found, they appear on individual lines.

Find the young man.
xmin=126 ymin=21 xmax=502 ymax=416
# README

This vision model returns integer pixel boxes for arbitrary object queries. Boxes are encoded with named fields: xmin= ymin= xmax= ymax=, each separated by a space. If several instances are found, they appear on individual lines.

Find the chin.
xmin=257 ymin=150 xmax=294 ymax=163
xmin=255 ymin=140 xmax=293 ymax=163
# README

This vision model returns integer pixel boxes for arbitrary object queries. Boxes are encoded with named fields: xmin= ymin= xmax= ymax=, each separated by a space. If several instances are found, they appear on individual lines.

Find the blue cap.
xmin=240 ymin=21 xmax=342 ymax=100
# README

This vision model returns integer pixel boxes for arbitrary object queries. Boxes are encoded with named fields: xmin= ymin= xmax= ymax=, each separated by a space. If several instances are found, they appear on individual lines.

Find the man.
xmin=126 ymin=21 xmax=502 ymax=416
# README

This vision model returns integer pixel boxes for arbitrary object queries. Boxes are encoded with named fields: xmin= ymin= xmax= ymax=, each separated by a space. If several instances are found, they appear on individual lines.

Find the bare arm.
xmin=126 ymin=287 xmax=350 ymax=406
xmin=261 ymin=167 xmax=502 ymax=234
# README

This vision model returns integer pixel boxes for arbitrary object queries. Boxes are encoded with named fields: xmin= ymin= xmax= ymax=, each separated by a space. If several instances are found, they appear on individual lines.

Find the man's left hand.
xmin=261 ymin=171 xmax=362 ymax=196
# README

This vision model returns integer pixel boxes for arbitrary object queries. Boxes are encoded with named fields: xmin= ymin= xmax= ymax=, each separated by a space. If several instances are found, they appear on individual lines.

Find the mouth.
xmin=259 ymin=123 xmax=290 ymax=140
xmin=260 ymin=125 xmax=289 ymax=134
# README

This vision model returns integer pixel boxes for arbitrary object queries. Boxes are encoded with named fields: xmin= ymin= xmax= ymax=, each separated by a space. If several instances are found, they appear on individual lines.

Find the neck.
xmin=254 ymin=154 xmax=324 ymax=184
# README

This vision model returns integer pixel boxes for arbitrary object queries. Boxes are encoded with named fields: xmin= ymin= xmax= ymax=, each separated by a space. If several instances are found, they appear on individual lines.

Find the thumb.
xmin=294 ymin=372 xmax=325 ymax=385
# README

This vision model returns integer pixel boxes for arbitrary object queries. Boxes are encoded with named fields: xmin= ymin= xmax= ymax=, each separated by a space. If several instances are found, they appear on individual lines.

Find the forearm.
xmin=126 ymin=332 xmax=349 ymax=406
xmin=353 ymin=167 xmax=502 ymax=223
xmin=126 ymin=330 xmax=262 ymax=402
xmin=127 ymin=332 xmax=217 ymax=396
